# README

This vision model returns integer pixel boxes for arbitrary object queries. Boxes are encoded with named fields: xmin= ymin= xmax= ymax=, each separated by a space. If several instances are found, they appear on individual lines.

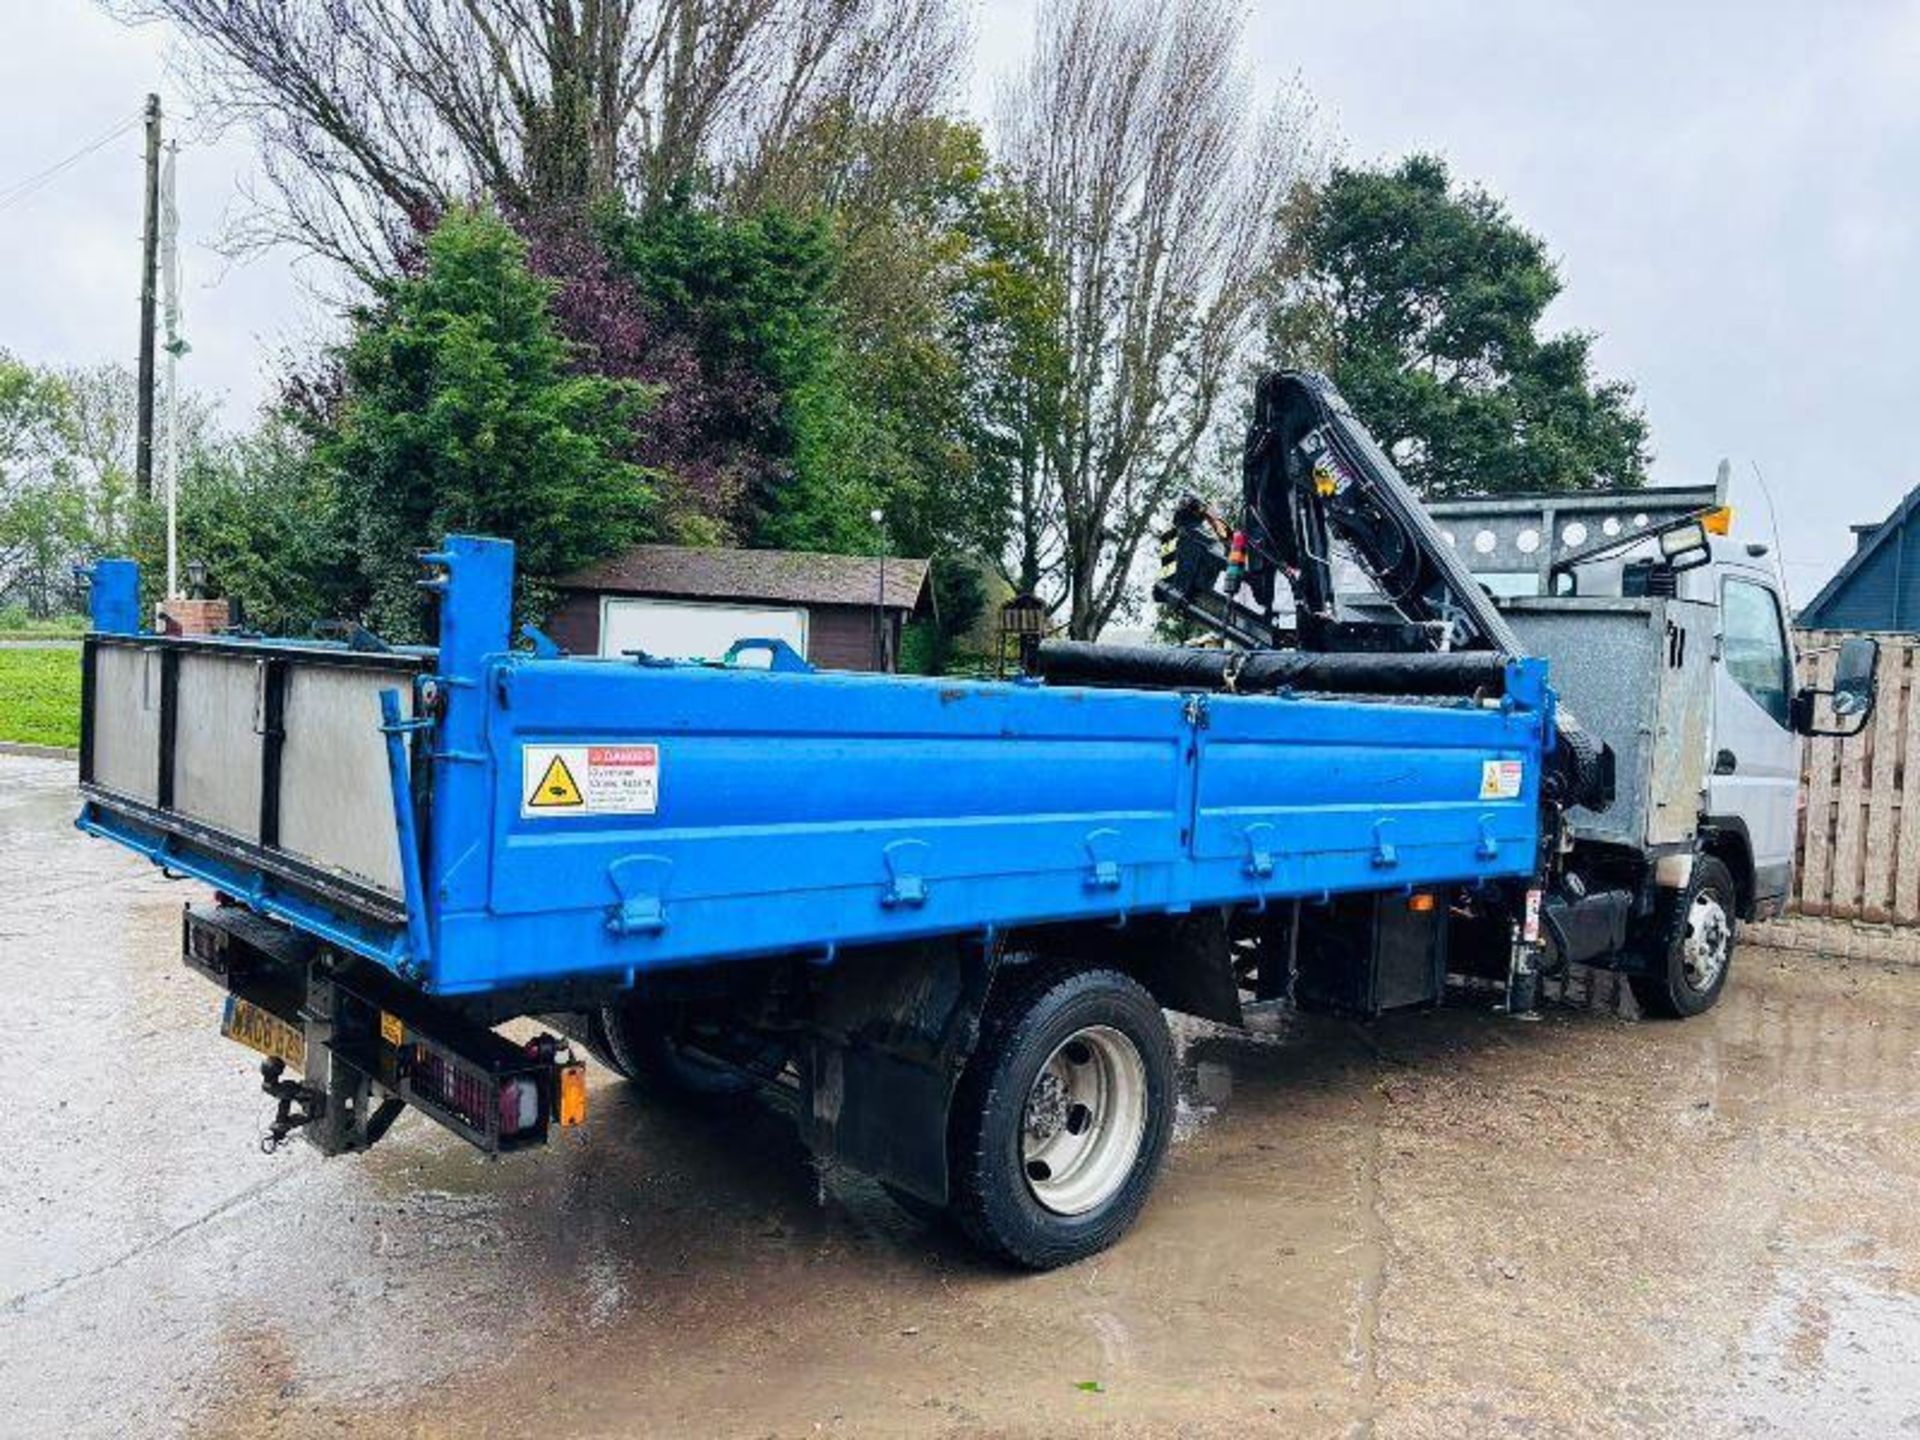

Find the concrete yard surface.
xmin=3 ymin=752 xmax=1919 ymax=1437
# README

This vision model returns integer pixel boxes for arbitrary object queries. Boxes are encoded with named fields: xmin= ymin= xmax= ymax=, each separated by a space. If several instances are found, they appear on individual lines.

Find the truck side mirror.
xmin=1793 ymin=636 xmax=1880 ymax=737
xmin=1833 ymin=635 xmax=1880 ymax=714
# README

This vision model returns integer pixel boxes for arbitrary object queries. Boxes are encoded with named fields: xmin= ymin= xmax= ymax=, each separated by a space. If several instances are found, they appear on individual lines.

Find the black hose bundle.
xmin=1032 ymin=641 xmax=1509 ymax=698
xmin=1032 ymin=640 xmax=1614 ymax=811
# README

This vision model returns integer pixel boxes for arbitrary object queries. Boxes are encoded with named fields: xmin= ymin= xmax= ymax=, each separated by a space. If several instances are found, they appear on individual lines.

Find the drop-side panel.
xmin=1189 ymin=693 xmax=1542 ymax=892
xmin=464 ymin=663 xmax=1194 ymax=987
xmin=89 ymin=643 xmax=161 ymax=804
xmin=487 ymin=665 xmax=1188 ymax=918
xmin=279 ymin=665 xmax=410 ymax=894
xmin=442 ymin=660 xmax=1551 ymax=993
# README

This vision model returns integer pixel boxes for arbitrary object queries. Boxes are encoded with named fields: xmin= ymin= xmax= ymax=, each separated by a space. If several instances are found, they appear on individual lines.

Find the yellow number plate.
xmin=221 ymin=995 xmax=307 ymax=1071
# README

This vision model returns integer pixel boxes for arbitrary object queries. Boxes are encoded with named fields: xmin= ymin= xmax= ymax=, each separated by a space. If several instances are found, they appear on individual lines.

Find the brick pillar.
xmin=158 ymin=598 xmax=231 ymax=635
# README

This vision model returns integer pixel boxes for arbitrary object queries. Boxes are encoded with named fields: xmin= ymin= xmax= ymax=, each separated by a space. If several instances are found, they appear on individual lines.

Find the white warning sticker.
xmin=521 ymin=744 xmax=660 ymax=818
xmin=1479 ymin=759 xmax=1524 ymax=800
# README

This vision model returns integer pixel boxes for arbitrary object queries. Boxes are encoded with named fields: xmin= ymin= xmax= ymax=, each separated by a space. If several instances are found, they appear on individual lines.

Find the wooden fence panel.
xmin=1894 ymin=646 xmax=1920 ymax=922
xmin=1792 ymin=630 xmax=1920 ymax=922
xmin=1857 ymin=643 xmax=1906 ymax=920
xmin=1797 ymin=642 xmax=1840 ymax=916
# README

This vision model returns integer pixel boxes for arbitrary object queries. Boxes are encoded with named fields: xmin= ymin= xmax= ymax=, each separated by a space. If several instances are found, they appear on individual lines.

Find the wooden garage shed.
xmin=548 ymin=544 xmax=932 ymax=672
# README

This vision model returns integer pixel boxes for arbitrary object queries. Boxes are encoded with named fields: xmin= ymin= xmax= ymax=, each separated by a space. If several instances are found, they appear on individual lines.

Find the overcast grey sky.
xmin=3 ymin=1 xmax=1916 ymax=599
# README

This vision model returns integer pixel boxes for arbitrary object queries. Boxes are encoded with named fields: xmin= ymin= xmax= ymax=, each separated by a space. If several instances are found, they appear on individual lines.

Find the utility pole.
xmin=135 ymin=93 xmax=161 ymax=504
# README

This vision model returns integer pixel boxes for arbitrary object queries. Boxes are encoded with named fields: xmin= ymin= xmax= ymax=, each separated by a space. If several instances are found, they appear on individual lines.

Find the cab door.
xmin=1709 ymin=575 xmax=1799 ymax=909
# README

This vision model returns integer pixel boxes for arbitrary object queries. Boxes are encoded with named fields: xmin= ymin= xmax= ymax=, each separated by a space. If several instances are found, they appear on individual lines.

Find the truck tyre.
xmin=577 ymin=1009 xmax=636 ymax=1079
xmin=596 ymin=1002 xmax=775 ymax=1098
xmin=948 ymin=966 xmax=1174 ymax=1269
xmin=1629 ymin=856 xmax=1737 ymax=1019
xmin=882 ymin=1182 xmax=948 ymax=1226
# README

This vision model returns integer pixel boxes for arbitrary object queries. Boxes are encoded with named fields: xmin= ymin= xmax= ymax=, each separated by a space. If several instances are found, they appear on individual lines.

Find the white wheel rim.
xmin=1682 ymin=890 xmax=1731 ymax=991
xmin=1020 ymin=1025 xmax=1148 ymax=1216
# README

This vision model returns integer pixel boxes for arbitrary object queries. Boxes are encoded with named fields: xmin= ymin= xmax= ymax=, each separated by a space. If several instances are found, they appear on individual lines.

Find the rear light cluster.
xmin=407 ymin=1046 xmax=544 ymax=1142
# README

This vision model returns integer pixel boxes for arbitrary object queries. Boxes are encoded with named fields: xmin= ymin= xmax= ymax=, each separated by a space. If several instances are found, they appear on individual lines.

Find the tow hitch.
xmin=256 ymin=1056 xmax=405 ymax=1155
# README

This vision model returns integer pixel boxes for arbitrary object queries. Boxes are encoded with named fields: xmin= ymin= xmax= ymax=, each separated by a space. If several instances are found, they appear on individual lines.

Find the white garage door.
xmin=601 ymin=597 xmax=808 ymax=665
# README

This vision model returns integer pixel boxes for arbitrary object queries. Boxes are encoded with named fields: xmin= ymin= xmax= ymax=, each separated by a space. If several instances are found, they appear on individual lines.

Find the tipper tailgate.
xmin=79 ymin=632 xmax=428 ymax=924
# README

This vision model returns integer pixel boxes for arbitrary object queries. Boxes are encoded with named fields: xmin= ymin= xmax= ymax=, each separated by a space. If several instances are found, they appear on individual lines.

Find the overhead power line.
xmin=0 ymin=108 xmax=145 ymax=214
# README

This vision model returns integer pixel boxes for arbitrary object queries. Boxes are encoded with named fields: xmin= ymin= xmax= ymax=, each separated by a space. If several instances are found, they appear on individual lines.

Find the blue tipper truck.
xmin=79 ymin=373 xmax=1833 ymax=1269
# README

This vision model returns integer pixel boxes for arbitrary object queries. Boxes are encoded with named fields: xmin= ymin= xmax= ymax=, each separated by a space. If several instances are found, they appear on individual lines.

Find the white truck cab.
xmin=1407 ymin=483 xmax=1878 ymax=1012
xmin=1697 ymin=543 xmax=1802 ymax=916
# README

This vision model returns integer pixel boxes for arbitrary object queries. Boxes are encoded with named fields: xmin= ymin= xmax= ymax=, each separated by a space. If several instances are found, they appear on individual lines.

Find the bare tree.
xmin=113 ymin=0 xmax=966 ymax=277
xmin=997 ymin=0 xmax=1320 ymax=637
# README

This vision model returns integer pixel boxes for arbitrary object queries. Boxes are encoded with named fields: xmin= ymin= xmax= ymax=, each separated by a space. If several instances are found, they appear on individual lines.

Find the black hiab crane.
xmin=1026 ymin=371 xmax=1631 ymax=1017
xmin=1035 ymin=370 xmax=1612 ymax=812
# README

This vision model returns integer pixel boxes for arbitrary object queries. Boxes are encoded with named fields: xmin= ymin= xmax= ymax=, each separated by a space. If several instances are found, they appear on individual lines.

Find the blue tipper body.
xmin=76 ymin=536 xmax=1553 ymax=998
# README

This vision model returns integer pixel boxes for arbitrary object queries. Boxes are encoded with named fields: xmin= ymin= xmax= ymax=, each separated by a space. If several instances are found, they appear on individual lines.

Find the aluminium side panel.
xmin=277 ymin=665 xmax=410 ymax=895
xmin=80 ymin=635 xmax=425 ymax=937
xmin=1502 ymin=601 xmax=1656 ymax=848
xmin=88 ymin=642 xmax=162 ymax=804
xmin=171 ymin=651 xmax=266 ymax=842
xmin=1646 ymin=601 xmax=1716 ymax=847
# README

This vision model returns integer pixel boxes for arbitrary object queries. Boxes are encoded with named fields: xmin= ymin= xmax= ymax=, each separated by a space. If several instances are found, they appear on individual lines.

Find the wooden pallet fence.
xmin=1793 ymin=630 xmax=1920 ymax=922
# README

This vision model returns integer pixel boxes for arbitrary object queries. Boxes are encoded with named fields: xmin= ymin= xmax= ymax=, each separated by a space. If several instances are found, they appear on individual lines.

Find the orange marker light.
xmin=1702 ymin=506 xmax=1734 ymax=536
xmin=558 ymin=1062 xmax=588 ymax=1127
xmin=1407 ymin=892 xmax=1436 ymax=913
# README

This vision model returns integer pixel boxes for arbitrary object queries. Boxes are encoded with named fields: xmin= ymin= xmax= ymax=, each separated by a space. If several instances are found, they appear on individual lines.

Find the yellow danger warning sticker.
xmin=521 ymin=744 xmax=659 ymax=819
xmin=528 ymin=753 xmax=584 ymax=808
xmin=1479 ymin=759 xmax=1524 ymax=800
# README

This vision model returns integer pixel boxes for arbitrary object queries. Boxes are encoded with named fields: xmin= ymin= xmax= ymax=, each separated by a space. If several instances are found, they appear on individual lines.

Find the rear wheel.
xmin=1630 ymin=855 xmax=1737 ymax=1019
xmin=948 ymin=966 xmax=1174 ymax=1269
xmin=595 ymin=1002 xmax=784 ymax=1098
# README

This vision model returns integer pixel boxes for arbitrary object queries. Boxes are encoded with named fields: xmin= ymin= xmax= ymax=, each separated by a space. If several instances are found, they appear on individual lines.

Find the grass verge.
xmin=0 ymin=647 xmax=81 ymax=749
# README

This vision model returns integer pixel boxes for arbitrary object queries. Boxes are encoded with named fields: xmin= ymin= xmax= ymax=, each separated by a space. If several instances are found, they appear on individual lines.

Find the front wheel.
xmin=948 ymin=966 xmax=1174 ymax=1269
xmin=1629 ymin=855 xmax=1737 ymax=1019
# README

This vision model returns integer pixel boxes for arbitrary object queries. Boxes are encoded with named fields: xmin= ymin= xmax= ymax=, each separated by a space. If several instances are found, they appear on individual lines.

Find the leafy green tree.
xmin=0 ymin=353 xmax=228 ymax=617
xmin=942 ymin=167 xmax=1066 ymax=597
xmin=0 ymin=355 xmax=109 ymax=617
xmin=0 ymin=355 xmax=76 ymax=615
xmin=604 ymin=197 xmax=886 ymax=555
xmin=1266 ymin=154 xmax=1650 ymax=497
xmin=806 ymin=117 xmax=1057 ymax=582
xmin=53 ymin=362 xmax=218 ymax=559
xmin=685 ymin=113 xmax=1063 ymax=656
xmin=324 ymin=207 xmax=657 ymax=636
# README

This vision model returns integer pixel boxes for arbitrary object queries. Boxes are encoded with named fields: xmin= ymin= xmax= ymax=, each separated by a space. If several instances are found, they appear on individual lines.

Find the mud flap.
xmin=795 ymin=938 xmax=996 ymax=1207
xmin=800 ymin=1043 xmax=956 ymax=1206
